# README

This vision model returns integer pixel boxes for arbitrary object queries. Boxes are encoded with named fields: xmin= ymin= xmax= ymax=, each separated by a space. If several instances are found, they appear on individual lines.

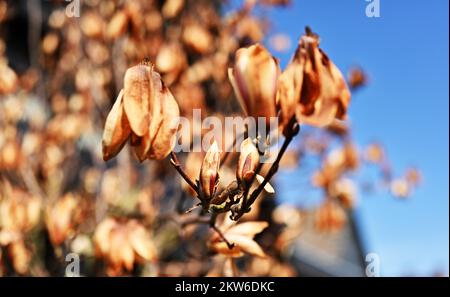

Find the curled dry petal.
xmin=200 ymin=141 xmax=220 ymax=200
xmin=276 ymin=49 xmax=304 ymax=134
xmin=228 ymin=44 xmax=279 ymax=125
xmin=135 ymin=70 xmax=163 ymax=161
xmin=147 ymin=85 xmax=180 ymax=160
xmin=123 ymin=64 xmax=152 ymax=136
xmin=102 ymin=89 xmax=131 ymax=161
xmin=226 ymin=221 xmax=269 ymax=237
xmin=296 ymin=34 xmax=351 ymax=127
xmin=236 ymin=138 xmax=260 ymax=183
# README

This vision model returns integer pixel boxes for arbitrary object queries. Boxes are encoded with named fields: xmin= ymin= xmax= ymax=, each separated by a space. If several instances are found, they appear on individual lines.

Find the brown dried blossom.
xmin=277 ymin=28 xmax=351 ymax=128
xmin=102 ymin=63 xmax=180 ymax=162
xmin=93 ymin=217 xmax=157 ymax=276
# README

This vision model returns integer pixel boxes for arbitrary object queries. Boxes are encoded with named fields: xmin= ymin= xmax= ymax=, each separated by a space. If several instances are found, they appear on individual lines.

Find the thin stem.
xmin=170 ymin=152 xmax=199 ymax=195
xmin=210 ymin=212 xmax=234 ymax=249
xmin=235 ymin=117 xmax=299 ymax=220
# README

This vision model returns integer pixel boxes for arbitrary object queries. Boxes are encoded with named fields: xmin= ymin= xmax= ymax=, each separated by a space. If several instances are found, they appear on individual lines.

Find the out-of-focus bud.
xmin=330 ymin=178 xmax=357 ymax=208
xmin=162 ymin=0 xmax=184 ymax=19
xmin=102 ymin=89 xmax=131 ymax=161
xmin=228 ymin=44 xmax=279 ymax=125
xmin=347 ymin=67 xmax=367 ymax=90
xmin=314 ymin=201 xmax=346 ymax=232
xmin=0 ymin=187 xmax=41 ymax=233
xmin=45 ymin=193 xmax=79 ymax=245
xmin=200 ymin=141 xmax=221 ymax=200
xmin=236 ymin=138 xmax=259 ymax=184
xmin=41 ymin=33 xmax=59 ymax=55
xmin=183 ymin=24 xmax=213 ymax=54
xmin=390 ymin=178 xmax=410 ymax=198
xmin=0 ymin=62 xmax=18 ymax=95
xmin=80 ymin=11 xmax=104 ymax=38
xmin=106 ymin=11 xmax=129 ymax=40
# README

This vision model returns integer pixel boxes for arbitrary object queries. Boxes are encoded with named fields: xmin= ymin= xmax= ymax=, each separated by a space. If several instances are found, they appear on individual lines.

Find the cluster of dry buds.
xmin=102 ymin=27 xmax=351 ymax=248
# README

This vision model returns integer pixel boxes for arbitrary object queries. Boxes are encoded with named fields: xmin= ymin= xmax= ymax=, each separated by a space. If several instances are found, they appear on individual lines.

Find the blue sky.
xmin=227 ymin=0 xmax=449 ymax=276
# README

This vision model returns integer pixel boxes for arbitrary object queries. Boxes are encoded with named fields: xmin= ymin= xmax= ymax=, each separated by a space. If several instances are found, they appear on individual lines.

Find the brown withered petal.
xmin=200 ymin=141 xmax=221 ymax=200
xmin=225 ymin=234 xmax=267 ymax=258
xmin=236 ymin=138 xmax=259 ymax=183
xmin=123 ymin=64 xmax=152 ymax=136
xmin=109 ymin=227 xmax=135 ymax=271
xmin=135 ymin=70 xmax=163 ymax=161
xmin=102 ymin=89 xmax=131 ymax=161
xmin=295 ymin=34 xmax=351 ymax=127
xmin=147 ymin=86 xmax=180 ymax=160
xmin=276 ymin=51 xmax=304 ymax=134
xmin=226 ymin=221 xmax=268 ymax=237
xmin=93 ymin=218 xmax=116 ymax=256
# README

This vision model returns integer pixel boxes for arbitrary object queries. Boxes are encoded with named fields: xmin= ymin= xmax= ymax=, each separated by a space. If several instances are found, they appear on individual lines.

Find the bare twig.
xmin=170 ymin=152 xmax=199 ymax=194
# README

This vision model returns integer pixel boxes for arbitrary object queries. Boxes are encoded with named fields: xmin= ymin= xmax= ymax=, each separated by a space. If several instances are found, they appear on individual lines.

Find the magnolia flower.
xmin=102 ymin=63 xmax=180 ymax=162
xmin=277 ymin=28 xmax=351 ymax=128
xmin=228 ymin=44 xmax=280 ymax=125
xmin=199 ymin=141 xmax=220 ymax=200
xmin=93 ymin=218 xmax=157 ymax=276
xmin=236 ymin=138 xmax=259 ymax=184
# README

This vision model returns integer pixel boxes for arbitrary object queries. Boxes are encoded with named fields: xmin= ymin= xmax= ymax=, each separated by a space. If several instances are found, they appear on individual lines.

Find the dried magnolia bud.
xmin=228 ymin=44 xmax=279 ymax=125
xmin=102 ymin=89 xmax=131 ymax=161
xmin=183 ymin=24 xmax=213 ymax=54
xmin=236 ymin=138 xmax=259 ymax=183
xmin=200 ymin=141 xmax=220 ymax=200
